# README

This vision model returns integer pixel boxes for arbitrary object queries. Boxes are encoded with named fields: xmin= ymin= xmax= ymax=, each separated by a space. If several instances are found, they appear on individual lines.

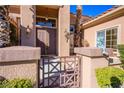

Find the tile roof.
xmin=70 ymin=13 xmax=93 ymax=25
xmin=85 ymin=5 xmax=121 ymax=23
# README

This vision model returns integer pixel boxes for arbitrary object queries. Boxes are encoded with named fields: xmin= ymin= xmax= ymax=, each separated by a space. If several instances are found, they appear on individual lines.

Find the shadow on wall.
xmin=37 ymin=39 xmax=49 ymax=55
xmin=20 ymin=25 xmax=33 ymax=46
xmin=21 ymin=25 xmax=57 ymax=55
xmin=36 ymin=27 xmax=57 ymax=55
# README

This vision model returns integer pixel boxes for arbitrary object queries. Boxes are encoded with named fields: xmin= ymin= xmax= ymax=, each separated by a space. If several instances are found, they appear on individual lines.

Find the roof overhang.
xmin=36 ymin=5 xmax=62 ymax=9
xmin=82 ymin=6 xmax=124 ymax=29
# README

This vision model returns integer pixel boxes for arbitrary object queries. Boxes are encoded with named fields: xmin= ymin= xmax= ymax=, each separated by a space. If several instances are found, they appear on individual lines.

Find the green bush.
xmin=10 ymin=23 xmax=18 ymax=46
xmin=118 ymin=44 xmax=124 ymax=63
xmin=0 ymin=78 xmax=33 ymax=88
xmin=96 ymin=67 xmax=124 ymax=88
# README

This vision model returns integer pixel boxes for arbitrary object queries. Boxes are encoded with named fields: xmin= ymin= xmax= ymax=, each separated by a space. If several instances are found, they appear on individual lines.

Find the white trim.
xmin=105 ymin=31 xmax=106 ymax=49
xmin=95 ymin=24 xmax=121 ymax=50
xmin=35 ymin=25 xmax=57 ymax=29
xmin=95 ymin=30 xmax=106 ymax=48
xmin=36 ymin=15 xmax=57 ymax=20
xmin=84 ymin=6 xmax=124 ymax=26
xmin=117 ymin=24 xmax=121 ymax=44
xmin=36 ymin=15 xmax=57 ymax=28
xmin=58 ymin=7 xmax=61 ymax=56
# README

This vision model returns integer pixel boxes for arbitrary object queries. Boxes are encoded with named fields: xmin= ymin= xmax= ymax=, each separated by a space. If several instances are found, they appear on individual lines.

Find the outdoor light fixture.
xmin=45 ymin=17 xmax=48 ymax=21
xmin=45 ymin=8 xmax=49 ymax=21
xmin=26 ymin=25 xmax=31 ymax=36
xmin=65 ymin=29 xmax=71 ymax=42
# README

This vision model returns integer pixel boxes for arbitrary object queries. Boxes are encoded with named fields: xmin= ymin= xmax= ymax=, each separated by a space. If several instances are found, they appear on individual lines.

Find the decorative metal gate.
xmin=40 ymin=55 xmax=81 ymax=88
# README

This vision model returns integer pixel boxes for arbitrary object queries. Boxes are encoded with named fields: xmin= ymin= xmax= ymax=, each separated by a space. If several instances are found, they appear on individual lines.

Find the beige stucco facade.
xmin=21 ymin=5 xmax=36 ymax=47
xmin=58 ymin=6 xmax=70 ymax=56
xmin=0 ymin=46 xmax=41 ymax=87
xmin=9 ymin=5 xmax=70 ymax=56
xmin=74 ymin=47 xmax=108 ymax=88
xmin=84 ymin=16 xmax=124 ymax=47
xmin=83 ymin=6 xmax=124 ymax=47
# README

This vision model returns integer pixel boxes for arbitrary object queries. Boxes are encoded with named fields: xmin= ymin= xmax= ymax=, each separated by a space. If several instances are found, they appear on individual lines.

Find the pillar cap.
xmin=74 ymin=47 xmax=103 ymax=57
xmin=0 ymin=46 xmax=41 ymax=62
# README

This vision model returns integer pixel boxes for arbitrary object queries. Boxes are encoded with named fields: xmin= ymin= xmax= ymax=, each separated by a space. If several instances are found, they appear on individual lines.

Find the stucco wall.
xmin=74 ymin=47 xmax=108 ymax=88
xmin=0 ymin=60 xmax=38 ymax=86
xmin=58 ymin=5 xmax=70 ymax=56
xmin=0 ymin=46 xmax=40 ymax=87
xmin=20 ymin=5 xmax=36 ymax=46
xmin=84 ymin=16 xmax=124 ymax=47
xmin=20 ymin=5 xmax=70 ymax=56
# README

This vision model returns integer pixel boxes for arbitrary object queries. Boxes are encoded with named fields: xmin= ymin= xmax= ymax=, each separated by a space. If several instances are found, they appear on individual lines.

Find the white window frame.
xmin=95 ymin=25 xmax=121 ymax=53
xmin=36 ymin=15 xmax=57 ymax=28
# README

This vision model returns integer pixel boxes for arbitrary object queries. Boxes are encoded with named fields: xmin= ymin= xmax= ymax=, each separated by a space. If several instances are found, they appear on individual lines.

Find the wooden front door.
xmin=36 ymin=27 xmax=57 ymax=55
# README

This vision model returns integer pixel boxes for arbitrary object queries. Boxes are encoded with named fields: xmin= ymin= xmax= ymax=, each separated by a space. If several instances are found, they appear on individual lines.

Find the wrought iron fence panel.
xmin=40 ymin=55 xmax=81 ymax=88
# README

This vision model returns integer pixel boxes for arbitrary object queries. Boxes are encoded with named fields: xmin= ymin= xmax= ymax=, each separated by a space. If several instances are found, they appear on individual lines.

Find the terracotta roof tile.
xmin=70 ymin=13 xmax=93 ymax=25
xmin=86 ymin=5 xmax=121 ymax=23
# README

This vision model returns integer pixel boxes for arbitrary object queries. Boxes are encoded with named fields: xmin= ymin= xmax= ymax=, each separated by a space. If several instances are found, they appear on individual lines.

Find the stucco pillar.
xmin=58 ymin=6 xmax=70 ymax=56
xmin=20 ymin=5 xmax=36 ymax=46
xmin=74 ymin=47 xmax=108 ymax=88
xmin=0 ymin=46 xmax=41 ymax=87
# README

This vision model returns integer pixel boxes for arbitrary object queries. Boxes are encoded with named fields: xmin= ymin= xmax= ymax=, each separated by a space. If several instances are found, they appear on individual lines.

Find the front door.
xmin=36 ymin=27 xmax=57 ymax=55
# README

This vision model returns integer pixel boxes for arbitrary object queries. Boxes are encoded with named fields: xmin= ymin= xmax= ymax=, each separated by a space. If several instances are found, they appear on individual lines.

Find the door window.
xmin=36 ymin=17 xmax=56 ymax=28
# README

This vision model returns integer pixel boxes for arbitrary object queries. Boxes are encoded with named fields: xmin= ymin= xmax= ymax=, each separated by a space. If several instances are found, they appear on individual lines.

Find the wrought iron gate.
xmin=40 ymin=55 xmax=81 ymax=88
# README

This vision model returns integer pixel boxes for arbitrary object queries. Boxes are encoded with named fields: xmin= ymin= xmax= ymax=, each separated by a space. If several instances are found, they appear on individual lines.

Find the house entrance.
xmin=36 ymin=27 xmax=57 ymax=55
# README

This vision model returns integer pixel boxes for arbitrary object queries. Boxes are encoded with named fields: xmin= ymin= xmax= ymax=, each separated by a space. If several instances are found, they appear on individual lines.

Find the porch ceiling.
xmin=36 ymin=5 xmax=59 ymax=18
xmin=36 ymin=5 xmax=60 ymax=9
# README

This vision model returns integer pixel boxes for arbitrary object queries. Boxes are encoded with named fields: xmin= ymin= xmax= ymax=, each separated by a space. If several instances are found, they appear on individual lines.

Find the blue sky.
xmin=70 ymin=5 xmax=113 ymax=17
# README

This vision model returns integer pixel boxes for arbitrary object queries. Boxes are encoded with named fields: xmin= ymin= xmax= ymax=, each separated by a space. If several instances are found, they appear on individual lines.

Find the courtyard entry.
xmin=39 ymin=55 xmax=81 ymax=88
xmin=36 ymin=6 xmax=58 ymax=55
xmin=36 ymin=27 xmax=57 ymax=55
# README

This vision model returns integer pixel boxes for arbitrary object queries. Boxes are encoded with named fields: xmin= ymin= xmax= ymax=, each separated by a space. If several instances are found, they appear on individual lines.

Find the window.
xmin=106 ymin=27 xmax=117 ymax=51
xmin=96 ymin=30 xmax=105 ymax=49
xmin=36 ymin=17 xmax=56 ymax=28
xmin=96 ymin=26 xmax=118 ymax=51
xmin=70 ymin=25 xmax=75 ymax=32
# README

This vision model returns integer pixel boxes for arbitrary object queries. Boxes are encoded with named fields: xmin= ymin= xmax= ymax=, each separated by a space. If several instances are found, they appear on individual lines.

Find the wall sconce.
xmin=45 ymin=17 xmax=48 ymax=21
xmin=26 ymin=25 xmax=31 ymax=35
xmin=65 ymin=30 xmax=71 ymax=42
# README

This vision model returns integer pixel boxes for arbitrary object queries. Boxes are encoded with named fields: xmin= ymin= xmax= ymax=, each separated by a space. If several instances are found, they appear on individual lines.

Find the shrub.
xmin=118 ymin=44 xmax=124 ymax=68
xmin=95 ymin=67 xmax=124 ymax=88
xmin=0 ymin=78 xmax=33 ymax=88
xmin=10 ymin=23 xmax=18 ymax=46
